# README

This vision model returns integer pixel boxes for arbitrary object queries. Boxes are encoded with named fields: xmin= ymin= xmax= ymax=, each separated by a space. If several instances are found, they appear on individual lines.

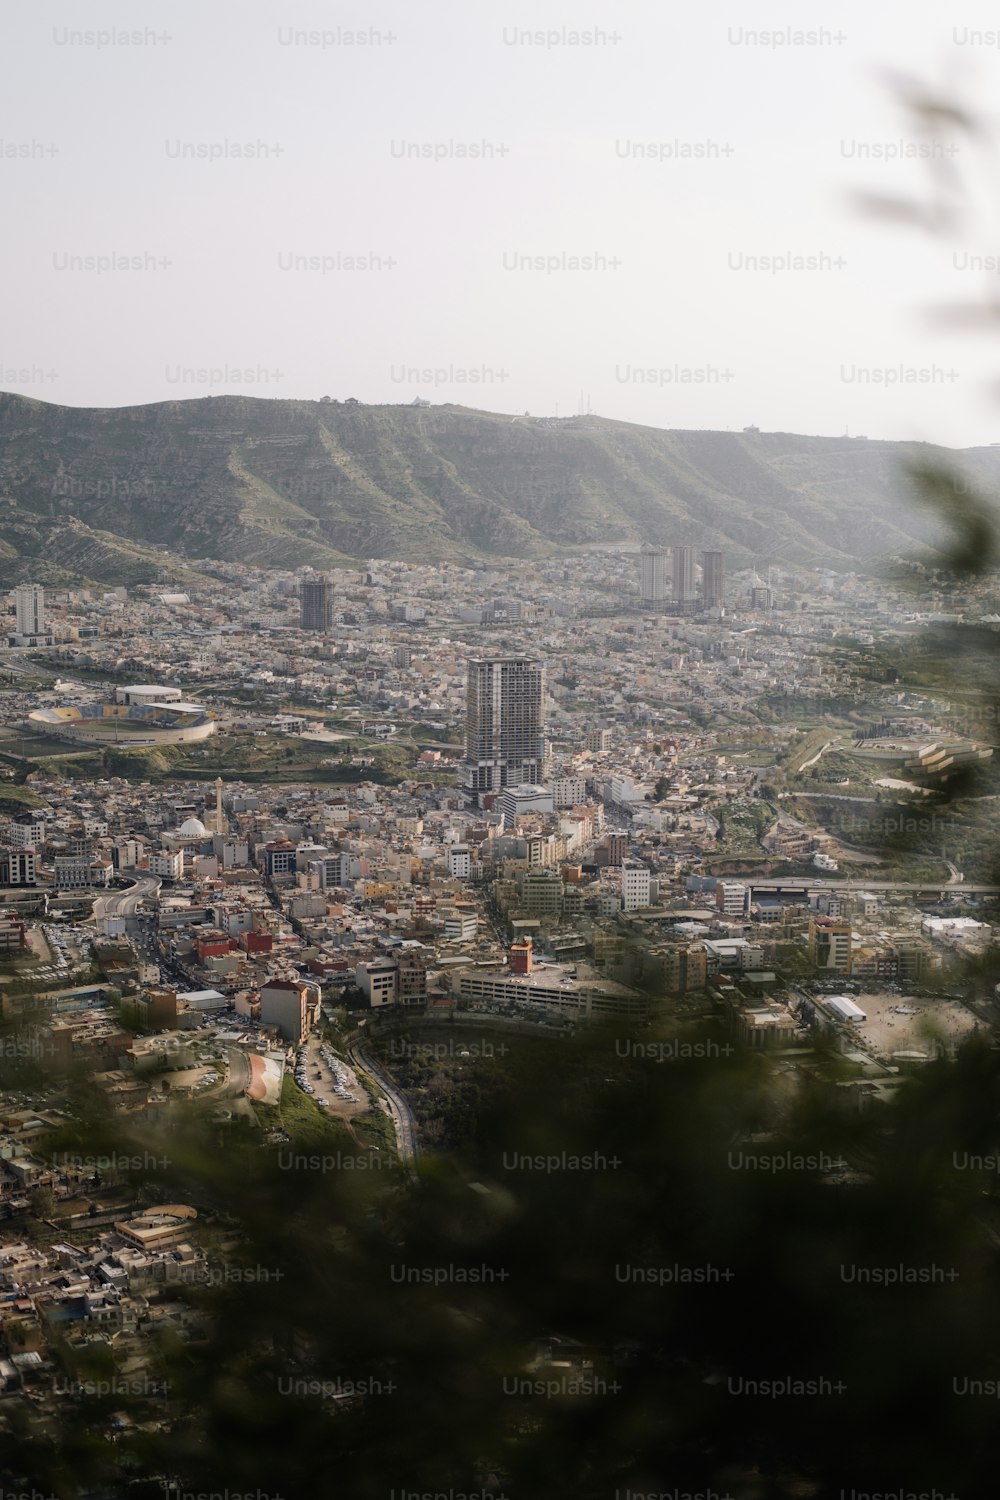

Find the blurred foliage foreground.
xmin=6 ymin=1002 xmax=1000 ymax=1500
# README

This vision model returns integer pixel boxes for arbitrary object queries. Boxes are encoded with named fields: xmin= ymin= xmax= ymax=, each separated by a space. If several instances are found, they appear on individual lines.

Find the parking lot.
xmin=293 ymin=1035 xmax=368 ymax=1119
xmin=22 ymin=923 xmax=94 ymax=987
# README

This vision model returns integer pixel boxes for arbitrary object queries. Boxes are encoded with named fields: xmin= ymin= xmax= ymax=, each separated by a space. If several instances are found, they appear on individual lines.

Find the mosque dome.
xmin=177 ymin=817 xmax=209 ymax=838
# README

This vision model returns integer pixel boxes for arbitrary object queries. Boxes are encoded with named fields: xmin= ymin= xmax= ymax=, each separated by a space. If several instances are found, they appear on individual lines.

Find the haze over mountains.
xmin=0 ymin=391 xmax=994 ymax=585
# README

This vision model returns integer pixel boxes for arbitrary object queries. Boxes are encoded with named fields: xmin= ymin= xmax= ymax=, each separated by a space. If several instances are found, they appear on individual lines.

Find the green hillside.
xmin=0 ymin=391 xmax=994 ymax=580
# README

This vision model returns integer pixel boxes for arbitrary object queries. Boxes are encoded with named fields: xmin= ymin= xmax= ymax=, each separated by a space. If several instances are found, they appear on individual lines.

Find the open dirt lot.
xmin=852 ymin=991 xmax=982 ymax=1060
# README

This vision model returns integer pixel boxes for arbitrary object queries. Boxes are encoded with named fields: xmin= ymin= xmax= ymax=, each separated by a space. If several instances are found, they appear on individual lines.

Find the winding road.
xmin=347 ymin=1038 xmax=420 ymax=1166
xmin=92 ymin=873 xmax=162 ymax=928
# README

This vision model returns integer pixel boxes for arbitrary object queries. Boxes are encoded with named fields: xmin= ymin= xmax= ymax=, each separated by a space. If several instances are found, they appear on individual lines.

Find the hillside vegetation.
xmin=0 ymin=392 xmax=995 ymax=580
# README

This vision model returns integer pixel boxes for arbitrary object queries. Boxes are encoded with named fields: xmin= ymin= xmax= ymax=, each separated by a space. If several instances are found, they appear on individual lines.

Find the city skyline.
xmin=5 ymin=2 xmax=1000 ymax=1490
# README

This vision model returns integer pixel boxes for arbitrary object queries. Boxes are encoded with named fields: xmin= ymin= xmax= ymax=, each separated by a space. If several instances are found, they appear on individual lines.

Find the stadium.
xmin=28 ymin=700 xmax=217 ymax=746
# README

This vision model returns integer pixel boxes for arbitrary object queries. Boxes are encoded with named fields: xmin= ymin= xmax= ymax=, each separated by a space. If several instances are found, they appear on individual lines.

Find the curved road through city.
xmin=347 ymin=1039 xmax=420 ymax=1167
xmin=92 ymin=874 xmax=162 ymax=927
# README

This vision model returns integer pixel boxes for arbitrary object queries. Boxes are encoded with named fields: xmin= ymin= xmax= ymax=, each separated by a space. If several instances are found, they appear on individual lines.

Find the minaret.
xmin=214 ymin=777 xmax=224 ymax=834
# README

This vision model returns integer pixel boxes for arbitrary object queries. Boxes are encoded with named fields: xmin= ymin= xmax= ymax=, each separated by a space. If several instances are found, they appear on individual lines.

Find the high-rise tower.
xmin=639 ymin=543 xmax=667 ymax=603
xmin=14 ymin=584 xmax=44 ymax=636
xmin=702 ymin=550 xmax=725 ymax=607
xmin=463 ymin=655 xmax=545 ymax=805
xmin=672 ymin=545 xmax=696 ymax=603
xmin=300 ymin=573 xmax=333 ymax=632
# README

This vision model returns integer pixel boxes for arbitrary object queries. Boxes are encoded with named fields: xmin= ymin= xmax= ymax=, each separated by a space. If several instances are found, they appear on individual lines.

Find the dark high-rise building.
xmin=463 ymin=655 xmax=545 ymax=804
xmin=702 ymin=550 xmax=725 ymax=607
xmin=672 ymin=545 xmax=696 ymax=602
xmin=300 ymin=573 xmax=333 ymax=632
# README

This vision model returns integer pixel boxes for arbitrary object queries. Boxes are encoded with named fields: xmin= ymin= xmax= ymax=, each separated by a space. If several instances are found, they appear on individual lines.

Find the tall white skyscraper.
xmin=639 ymin=543 xmax=667 ymax=603
xmin=14 ymin=584 xmax=44 ymax=636
xmin=463 ymin=655 xmax=545 ymax=804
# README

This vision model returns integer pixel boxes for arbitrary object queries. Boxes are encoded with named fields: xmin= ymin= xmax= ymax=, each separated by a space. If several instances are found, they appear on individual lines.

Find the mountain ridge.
xmin=0 ymin=391 xmax=993 ymax=583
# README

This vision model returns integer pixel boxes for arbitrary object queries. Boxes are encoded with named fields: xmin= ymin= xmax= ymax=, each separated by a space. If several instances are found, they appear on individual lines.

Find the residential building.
xmin=300 ymin=573 xmax=333 ymax=632
xmin=149 ymin=849 xmax=184 ymax=880
xmin=809 ymin=916 xmax=853 ymax=975
xmin=355 ymin=958 xmax=398 ymax=1008
xmin=0 ymin=849 xmax=35 ymax=885
xmin=463 ymin=655 xmax=545 ymax=804
xmin=672 ymin=545 xmax=696 ymax=602
xmin=550 ymin=777 xmax=588 ymax=808
xmin=702 ymin=550 xmax=725 ymax=607
xmin=111 ymin=838 xmax=144 ymax=872
xmin=716 ymin=881 xmax=748 ymax=917
xmin=0 ymin=912 xmax=26 ymax=951
xmin=640 ymin=543 xmax=667 ymax=603
xmin=9 ymin=815 xmax=45 ymax=850
xmin=14 ymin=584 xmax=44 ymax=636
xmin=397 ymin=953 xmax=428 ymax=1008
xmin=259 ymin=978 xmax=311 ymax=1043
xmin=621 ymin=862 xmax=652 ymax=911
xmin=443 ymin=907 xmax=479 ymax=942
xmin=585 ymin=729 xmax=612 ymax=753
xmin=657 ymin=943 xmax=708 ymax=994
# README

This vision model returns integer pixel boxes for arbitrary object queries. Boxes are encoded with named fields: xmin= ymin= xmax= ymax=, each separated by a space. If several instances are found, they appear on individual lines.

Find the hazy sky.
xmin=7 ymin=1 xmax=1000 ymax=445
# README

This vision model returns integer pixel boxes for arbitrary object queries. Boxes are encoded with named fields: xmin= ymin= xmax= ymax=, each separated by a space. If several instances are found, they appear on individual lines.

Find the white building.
xmin=149 ymin=849 xmax=184 ymax=880
xmin=9 ymin=816 xmax=45 ymax=850
xmin=0 ymin=848 xmax=36 ymax=885
xmin=550 ymin=777 xmax=588 ymax=808
xmin=716 ymin=882 xmax=748 ymax=918
xmin=355 ymin=958 xmax=398 ymax=1007
xmin=827 ymin=995 xmax=867 ymax=1024
xmin=219 ymin=839 xmax=250 ymax=870
xmin=112 ymin=838 xmax=143 ymax=871
xmin=605 ymin=776 xmax=641 ymax=807
xmin=443 ymin=908 xmax=478 ymax=942
xmin=14 ymin=584 xmax=44 ymax=636
xmin=621 ymin=863 xmax=652 ymax=911
xmin=310 ymin=852 xmax=357 ymax=889
xmin=448 ymin=845 xmax=471 ymax=880
xmin=497 ymin=783 xmax=554 ymax=825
